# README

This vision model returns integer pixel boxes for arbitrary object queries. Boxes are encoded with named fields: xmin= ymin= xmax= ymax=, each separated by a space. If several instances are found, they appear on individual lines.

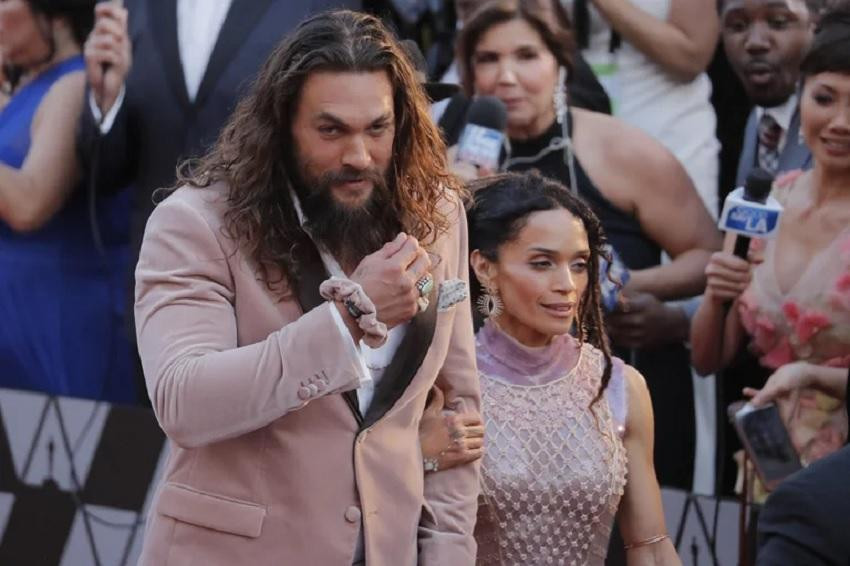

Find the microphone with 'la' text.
xmin=718 ymin=167 xmax=782 ymax=259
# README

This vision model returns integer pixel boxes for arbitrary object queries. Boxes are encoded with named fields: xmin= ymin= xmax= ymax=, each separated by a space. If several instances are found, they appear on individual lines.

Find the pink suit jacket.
xmin=134 ymin=183 xmax=480 ymax=565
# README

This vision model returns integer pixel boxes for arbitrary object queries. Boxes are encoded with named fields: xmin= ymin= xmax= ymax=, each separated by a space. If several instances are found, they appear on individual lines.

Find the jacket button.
xmin=297 ymin=386 xmax=312 ymax=400
xmin=308 ymin=383 xmax=320 ymax=396
xmin=344 ymin=505 xmax=362 ymax=523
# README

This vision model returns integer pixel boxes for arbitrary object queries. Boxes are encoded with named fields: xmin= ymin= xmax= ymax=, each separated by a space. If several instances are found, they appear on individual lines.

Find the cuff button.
xmin=297 ymin=386 xmax=312 ymax=400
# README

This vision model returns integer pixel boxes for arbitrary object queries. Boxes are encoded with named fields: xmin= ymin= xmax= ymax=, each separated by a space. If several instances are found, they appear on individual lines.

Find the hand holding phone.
xmin=732 ymin=402 xmax=802 ymax=491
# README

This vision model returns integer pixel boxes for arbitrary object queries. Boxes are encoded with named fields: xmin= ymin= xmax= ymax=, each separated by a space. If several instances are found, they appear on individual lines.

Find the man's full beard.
xmin=297 ymin=165 xmax=401 ymax=270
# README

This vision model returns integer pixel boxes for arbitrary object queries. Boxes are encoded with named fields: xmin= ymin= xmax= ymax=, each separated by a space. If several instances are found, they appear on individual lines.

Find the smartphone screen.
xmin=734 ymin=403 xmax=802 ymax=490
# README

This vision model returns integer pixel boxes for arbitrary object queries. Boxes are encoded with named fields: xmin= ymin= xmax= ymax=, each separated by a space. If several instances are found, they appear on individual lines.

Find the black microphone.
xmin=455 ymin=96 xmax=508 ymax=171
xmin=718 ymin=168 xmax=777 ymax=260
xmin=96 ymin=0 xmax=124 ymax=77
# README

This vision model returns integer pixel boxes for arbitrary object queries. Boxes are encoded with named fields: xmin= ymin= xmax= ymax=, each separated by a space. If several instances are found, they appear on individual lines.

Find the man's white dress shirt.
xmin=290 ymin=190 xmax=408 ymax=416
xmin=755 ymin=93 xmax=799 ymax=156
xmin=91 ymin=0 xmax=234 ymax=131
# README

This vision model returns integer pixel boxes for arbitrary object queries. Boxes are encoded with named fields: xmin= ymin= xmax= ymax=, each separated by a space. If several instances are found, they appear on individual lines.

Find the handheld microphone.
xmin=455 ymin=96 xmax=508 ymax=171
xmin=96 ymin=0 xmax=124 ymax=77
xmin=718 ymin=168 xmax=782 ymax=259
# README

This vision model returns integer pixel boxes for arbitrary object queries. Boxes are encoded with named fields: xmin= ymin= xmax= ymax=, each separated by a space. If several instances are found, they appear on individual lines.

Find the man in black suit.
xmin=79 ymin=0 xmax=361 ymax=399
xmin=720 ymin=0 xmax=820 ymax=184
xmin=81 ymin=0 xmax=361 ymax=259
xmin=757 ymin=446 xmax=850 ymax=565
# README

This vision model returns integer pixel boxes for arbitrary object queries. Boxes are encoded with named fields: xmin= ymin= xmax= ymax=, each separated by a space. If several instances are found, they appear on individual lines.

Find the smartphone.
xmin=733 ymin=403 xmax=802 ymax=490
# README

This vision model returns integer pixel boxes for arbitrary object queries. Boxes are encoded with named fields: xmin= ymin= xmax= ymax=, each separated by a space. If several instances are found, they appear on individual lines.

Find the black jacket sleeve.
xmin=76 ymin=88 xmax=139 ymax=196
xmin=757 ymin=446 xmax=850 ymax=566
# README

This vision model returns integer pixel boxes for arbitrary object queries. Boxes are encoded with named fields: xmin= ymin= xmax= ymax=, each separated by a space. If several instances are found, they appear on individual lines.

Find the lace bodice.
xmin=474 ymin=323 xmax=628 ymax=565
xmin=737 ymin=172 xmax=850 ymax=463
xmin=738 ymin=171 xmax=850 ymax=369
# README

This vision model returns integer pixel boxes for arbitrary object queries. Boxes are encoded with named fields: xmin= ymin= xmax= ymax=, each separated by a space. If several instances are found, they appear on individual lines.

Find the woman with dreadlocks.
xmin=420 ymin=171 xmax=680 ymax=565
xmin=0 ymin=1 xmax=134 ymax=402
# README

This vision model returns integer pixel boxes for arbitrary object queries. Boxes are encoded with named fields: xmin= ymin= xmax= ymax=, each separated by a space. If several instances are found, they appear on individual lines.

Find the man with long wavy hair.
xmin=132 ymin=10 xmax=479 ymax=566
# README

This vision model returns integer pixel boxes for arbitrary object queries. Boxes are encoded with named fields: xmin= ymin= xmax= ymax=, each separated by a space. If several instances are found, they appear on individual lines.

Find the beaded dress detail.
xmin=474 ymin=321 xmax=628 ymax=566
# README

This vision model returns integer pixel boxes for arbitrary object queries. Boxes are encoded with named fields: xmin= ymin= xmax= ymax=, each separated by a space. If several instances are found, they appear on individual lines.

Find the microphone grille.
xmin=743 ymin=168 xmax=774 ymax=203
xmin=465 ymin=96 xmax=508 ymax=132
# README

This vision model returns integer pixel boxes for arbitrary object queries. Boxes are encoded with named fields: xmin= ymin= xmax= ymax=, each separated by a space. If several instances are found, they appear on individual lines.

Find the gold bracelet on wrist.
xmin=624 ymin=534 xmax=669 ymax=551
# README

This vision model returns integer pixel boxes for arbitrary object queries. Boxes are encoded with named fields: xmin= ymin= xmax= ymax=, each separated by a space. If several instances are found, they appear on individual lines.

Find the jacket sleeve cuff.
xmin=88 ymin=85 xmax=126 ymax=134
xmin=327 ymin=299 xmax=373 ymax=390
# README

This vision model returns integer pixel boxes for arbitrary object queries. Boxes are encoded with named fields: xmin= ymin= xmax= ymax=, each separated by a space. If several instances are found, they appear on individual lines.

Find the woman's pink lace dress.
xmin=738 ymin=172 xmax=850 ymax=463
xmin=473 ymin=321 xmax=628 ymax=566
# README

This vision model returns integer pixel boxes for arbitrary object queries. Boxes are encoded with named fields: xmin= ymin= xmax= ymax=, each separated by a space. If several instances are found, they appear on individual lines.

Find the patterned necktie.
xmin=758 ymin=113 xmax=783 ymax=174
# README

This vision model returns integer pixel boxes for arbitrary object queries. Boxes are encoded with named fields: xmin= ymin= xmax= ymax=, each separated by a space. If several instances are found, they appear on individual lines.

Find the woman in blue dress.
xmin=0 ymin=0 xmax=134 ymax=402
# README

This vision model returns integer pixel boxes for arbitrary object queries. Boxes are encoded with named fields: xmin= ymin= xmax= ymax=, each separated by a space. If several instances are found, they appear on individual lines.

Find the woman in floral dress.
xmin=692 ymin=10 xmax=850 ymax=465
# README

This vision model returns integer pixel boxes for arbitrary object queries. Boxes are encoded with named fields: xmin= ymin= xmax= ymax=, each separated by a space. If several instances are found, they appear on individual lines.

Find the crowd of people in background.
xmin=0 ymin=0 xmax=848 ymax=564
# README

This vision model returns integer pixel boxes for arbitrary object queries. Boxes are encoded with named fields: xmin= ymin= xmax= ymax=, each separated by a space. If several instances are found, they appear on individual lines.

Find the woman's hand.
xmin=607 ymin=290 xmax=689 ymax=349
xmin=745 ymin=363 xmax=849 ymax=406
xmin=745 ymin=363 xmax=849 ymax=463
xmin=744 ymin=362 xmax=812 ymax=408
xmin=446 ymin=145 xmax=494 ymax=184
xmin=419 ymin=386 xmax=484 ymax=472
xmin=704 ymin=251 xmax=752 ymax=304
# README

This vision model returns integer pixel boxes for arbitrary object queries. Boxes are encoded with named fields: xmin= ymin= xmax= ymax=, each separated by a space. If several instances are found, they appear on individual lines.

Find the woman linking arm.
xmin=421 ymin=171 xmax=680 ymax=565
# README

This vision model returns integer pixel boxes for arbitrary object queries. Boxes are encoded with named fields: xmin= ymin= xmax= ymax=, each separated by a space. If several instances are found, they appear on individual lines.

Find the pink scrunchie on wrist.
xmin=319 ymin=276 xmax=388 ymax=348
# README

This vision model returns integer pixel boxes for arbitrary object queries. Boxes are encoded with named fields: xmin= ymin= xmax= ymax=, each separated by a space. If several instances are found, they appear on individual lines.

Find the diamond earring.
xmin=476 ymin=286 xmax=503 ymax=318
xmin=553 ymin=65 xmax=568 ymax=125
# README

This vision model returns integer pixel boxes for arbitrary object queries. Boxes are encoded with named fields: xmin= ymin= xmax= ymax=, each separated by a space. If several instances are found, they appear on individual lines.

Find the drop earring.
xmin=553 ymin=66 xmax=568 ymax=125
xmin=476 ymin=285 xmax=503 ymax=318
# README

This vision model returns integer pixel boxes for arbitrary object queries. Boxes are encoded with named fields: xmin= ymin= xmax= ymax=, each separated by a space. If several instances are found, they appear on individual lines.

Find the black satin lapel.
xmin=193 ymin=0 xmax=274 ymax=108
xmin=293 ymin=241 xmax=327 ymax=313
xmin=362 ymin=291 xmax=438 ymax=429
xmin=292 ymin=239 xmax=363 ymax=424
xmin=149 ymin=0 xmax=191 ymax=112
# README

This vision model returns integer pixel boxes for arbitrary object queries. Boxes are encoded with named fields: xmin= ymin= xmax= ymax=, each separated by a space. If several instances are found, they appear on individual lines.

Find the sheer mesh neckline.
xmin=476 ymin=320 xmax=582 ymax=388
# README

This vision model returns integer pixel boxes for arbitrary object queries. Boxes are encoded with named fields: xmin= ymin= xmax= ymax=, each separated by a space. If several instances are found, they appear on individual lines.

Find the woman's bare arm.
xmin=573 ymin=109 xmax=722 ymax=301
xmin=690 ymin=232 xmax=753 ymax=375
xmin=0 ymin=72 xmax=85 ymax=232
xmin=617 ymin=366 xmax=682 ymax=565
xmin=591 ymin=0 xmax=719 ymax=82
